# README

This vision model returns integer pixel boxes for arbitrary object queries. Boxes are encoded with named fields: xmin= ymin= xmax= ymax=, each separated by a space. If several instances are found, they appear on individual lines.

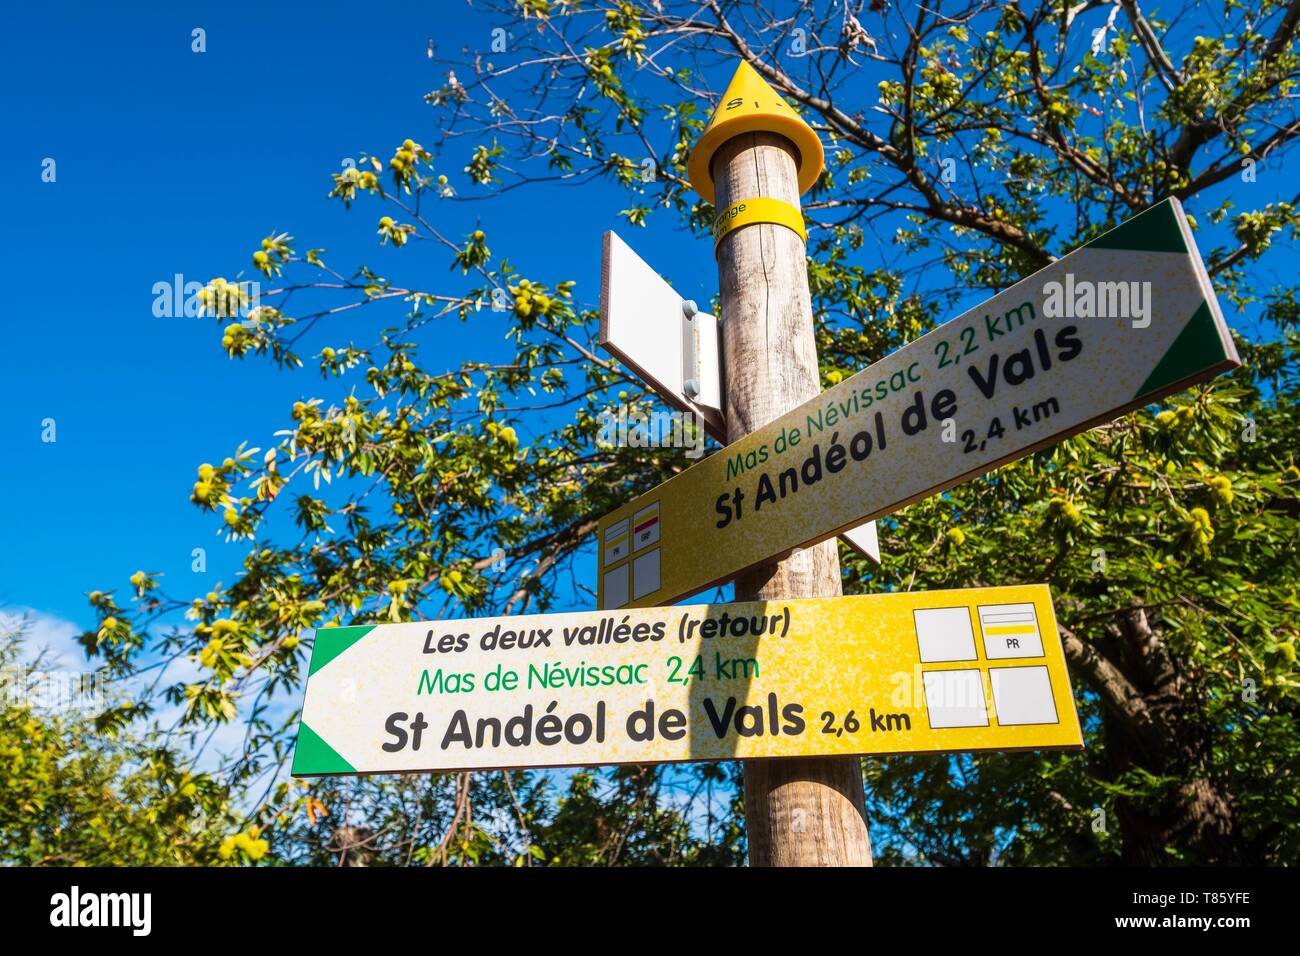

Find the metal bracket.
xmin=680 ymin=299 xmax=723 ymax=415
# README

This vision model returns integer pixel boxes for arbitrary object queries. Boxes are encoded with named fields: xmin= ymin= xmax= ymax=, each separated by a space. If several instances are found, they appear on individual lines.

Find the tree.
xmin=0 ymin=617 xmax=243 ymax=865
xmin=78 ymin=0 xmax=1299 ymax=864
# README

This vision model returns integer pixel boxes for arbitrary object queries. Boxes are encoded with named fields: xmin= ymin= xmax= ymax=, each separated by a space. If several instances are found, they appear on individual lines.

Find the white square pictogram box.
xmin=989 ymin=666 xmax=1059 ymax=726
xmin=922 ymin=669 xmax=988 ymax=728
xmin=914 ymin=607 xmax=977 ymax=663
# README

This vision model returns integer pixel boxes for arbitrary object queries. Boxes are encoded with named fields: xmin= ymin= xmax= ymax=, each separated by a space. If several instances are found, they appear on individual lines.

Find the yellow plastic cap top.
xmin=686 ymin=60 xmax=825 ymax=205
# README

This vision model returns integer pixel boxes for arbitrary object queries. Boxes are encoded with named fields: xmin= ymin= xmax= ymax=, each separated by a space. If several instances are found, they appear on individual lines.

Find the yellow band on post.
xmin=712 ymin=197 xmax=807 ymax=249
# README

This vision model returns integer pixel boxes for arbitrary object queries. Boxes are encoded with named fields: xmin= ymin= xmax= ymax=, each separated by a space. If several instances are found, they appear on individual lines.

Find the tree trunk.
xmin=1081 ymin=606 xmax=1242 ymax=863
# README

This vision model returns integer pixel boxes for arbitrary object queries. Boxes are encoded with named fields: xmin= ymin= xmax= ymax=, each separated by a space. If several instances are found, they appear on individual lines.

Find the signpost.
xmin=293 ymin=586 xmax=1082 ymax=777
xmin=591 ymin=59 xmax=1236 ymax=866
xmin=596 ymin=195 xmax=1239 ymax=610
xmin=292 ymin=57 xmax=1242 ymax=870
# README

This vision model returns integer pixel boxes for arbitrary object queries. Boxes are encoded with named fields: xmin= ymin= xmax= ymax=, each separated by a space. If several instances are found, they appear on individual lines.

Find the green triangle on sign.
xmin=308 ymin=624 xmax=375 ymax=676
xmin=1135 ymin=301 xmax=1227 ymax=399
xmin=1084 ymin=197 xmax=1188 ymax=255
xmin=293 ymin=722 xmax=355 ymax=776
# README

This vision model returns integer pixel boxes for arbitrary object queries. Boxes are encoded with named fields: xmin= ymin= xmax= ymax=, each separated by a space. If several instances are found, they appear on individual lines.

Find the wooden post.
xmin=713 ymin=131 xmax=873 ymax=867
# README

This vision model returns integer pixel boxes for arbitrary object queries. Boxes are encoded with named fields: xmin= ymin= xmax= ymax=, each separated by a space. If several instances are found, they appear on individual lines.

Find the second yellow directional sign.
xmin=596 ymin=198 xmax=1239 ymax=609
xmin=293 ymin=585 xmax=1081 ymax=777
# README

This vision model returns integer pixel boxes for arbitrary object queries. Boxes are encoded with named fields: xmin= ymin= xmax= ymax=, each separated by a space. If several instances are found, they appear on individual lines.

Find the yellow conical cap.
xmin=686 ymin=61 xmax=824 ymax=205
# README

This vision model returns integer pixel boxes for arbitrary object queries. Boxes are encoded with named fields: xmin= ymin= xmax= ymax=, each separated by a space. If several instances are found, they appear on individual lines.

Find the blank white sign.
xmin=599 ymin=231 xmax=726 ymax=440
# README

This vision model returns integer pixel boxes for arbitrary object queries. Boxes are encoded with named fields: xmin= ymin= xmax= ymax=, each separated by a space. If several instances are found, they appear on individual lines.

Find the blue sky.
xmin=0 ymin=1 xmax=722 ymax=648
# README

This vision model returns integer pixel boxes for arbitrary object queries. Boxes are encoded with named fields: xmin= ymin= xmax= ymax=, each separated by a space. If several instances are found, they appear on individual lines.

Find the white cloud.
xmin=0 ymin=606 xmax=91 ymax=672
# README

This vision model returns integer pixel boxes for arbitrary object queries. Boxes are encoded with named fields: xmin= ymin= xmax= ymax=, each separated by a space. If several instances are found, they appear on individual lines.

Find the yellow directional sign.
xmin=595 ymin=198 xmax=1239 ymax=609
xmin=687 ymin=60 xmax=825 ymax=204
xmin=292 ymin=585 xmax=1082 ymax=777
